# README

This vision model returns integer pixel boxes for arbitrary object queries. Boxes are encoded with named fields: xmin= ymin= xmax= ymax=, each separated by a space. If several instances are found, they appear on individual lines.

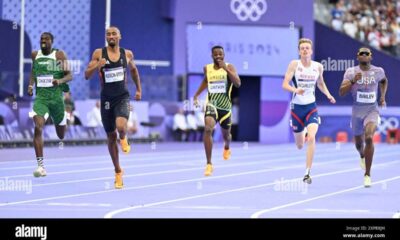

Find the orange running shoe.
xmin=204 ymin=164 xmax=213 ymax=176
xmin=115 ymin=169 xmax=124 ymax=189
xmin=120 ymin=137 xmax=131 ymax=153
xmin=223 ymin=148 xmax=231 ymax=160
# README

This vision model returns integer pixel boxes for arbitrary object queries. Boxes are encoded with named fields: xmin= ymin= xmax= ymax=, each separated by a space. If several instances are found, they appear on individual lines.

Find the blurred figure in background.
xmin=231 ymin=97 xmax=239 ymax=141
xmin=87 ymin=101 xmax=103 ymax=127
xmin=173 ymin=108 xmax=188 ymax=141
xmin=127 ymin=105 xmax=138 ymax=136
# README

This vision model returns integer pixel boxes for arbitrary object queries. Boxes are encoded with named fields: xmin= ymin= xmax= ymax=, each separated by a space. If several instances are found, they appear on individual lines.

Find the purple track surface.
xmin=0 ymin=142 xmax=399 ymax=218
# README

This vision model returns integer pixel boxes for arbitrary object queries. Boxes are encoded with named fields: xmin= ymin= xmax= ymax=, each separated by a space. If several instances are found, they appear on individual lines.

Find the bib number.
xmin=208 ymin=81 xmax=226 ymax=94
xmin=37 ymin=75 xmax=54 ymax=87
xmin=356 ymin=91 xmax=376 ymax=103
xmin=104 ymin=67 xmax=124 ymax=83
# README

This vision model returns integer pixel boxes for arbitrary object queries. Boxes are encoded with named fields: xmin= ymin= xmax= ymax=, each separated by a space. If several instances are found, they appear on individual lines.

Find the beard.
xmin=108 ymin=41 xmax=116 ymax=47
xmin=41 ymin=44 xmax=50 ymax=53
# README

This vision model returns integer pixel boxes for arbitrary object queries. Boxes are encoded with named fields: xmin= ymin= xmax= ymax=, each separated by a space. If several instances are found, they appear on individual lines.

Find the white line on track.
xmin=250 ymin=175 xmax=400 ymax=218
xmin=103 ymin=164 xmax=400 ymax=218
xmin=1 ymin=146 xmax=360 ymax=178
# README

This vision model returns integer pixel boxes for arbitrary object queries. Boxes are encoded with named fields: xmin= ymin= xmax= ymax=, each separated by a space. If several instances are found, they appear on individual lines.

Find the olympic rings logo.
xmin=377 ymin=117 xmax=399 ymax=135
xmin=230 ymin=0 xmax=268 ymax=22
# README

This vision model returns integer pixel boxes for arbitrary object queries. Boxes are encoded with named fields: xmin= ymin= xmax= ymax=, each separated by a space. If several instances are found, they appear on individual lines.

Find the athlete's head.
xmin=40 ymin=32 xmax=54 ymax=52
xmin=211 ymin=45 xmax=224 ymax=64
xmin=298 ymin=38 xmax=313 ymax=59
xmin=106 ymin=26 xmax=121 ymax=48
xmin=357 ymin=47 xmax=372 ymax=66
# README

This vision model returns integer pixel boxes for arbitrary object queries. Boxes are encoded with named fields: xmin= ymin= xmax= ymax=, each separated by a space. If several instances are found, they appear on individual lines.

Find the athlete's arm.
xmin=193 ymin=66 xmax=208 ymax=106
xmin=53 ymin=50 xmax=72 ymax=86
xmin=28 ymin=51 xmax=38 ymax=96
xmin=339 ymin=72 xmax=362 ymax=96
xmin=282 ymin=60 xmax=304 ymax=95
xmin=221 ymin=63 xmax=240 ymax=88
xmin=126 ymin=50 xmax=142 ymax=101
xmin=379 ymin=77 xmax=388 ymax=107
xmin=84 ymin=49 xmax=104 ymax=80
xmin=316 ymin=63 xmax=336 ymax=104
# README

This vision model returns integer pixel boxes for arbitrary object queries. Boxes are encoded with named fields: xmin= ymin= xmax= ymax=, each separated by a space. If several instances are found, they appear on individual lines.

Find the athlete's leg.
xmin=33 ymin=115 xmax=45 ymax=161
xmin=291 ymin=108 xmax=306 ymax=149
xmin=305 ymin=123 xmax=318 ymax=170
xmin=107 ymin=130 xmax=121 ymax=173
xmin=115 ymin=99 xmax=131 ymax=153
xmin=355 ymin=135 xmax=365 ymax=158
xmin=116 ymin=117 xmax=128 ymax=139
xmin=364 ymin=122 xmax=377 ymax=177
xmin=221 ymin=126 xmax=232 ymax=160
xmin=354 ymin=135 xmax=366 ymax=170
xmin=220 ymin=110 xmax=232 ymax=160
xmin=55 ymin=125 xmax=66 ymax=140
xmin=33 ymin=115 xmax=47 ymax=177
xmin=221 ymin=127 xmax=231 ymax=150
xmin=54 ymin=111 xmax=67 ymax=140
xmin=204 ymin=116 xmax=216 ymax=165
xmin=294 ymin=131 xmax=306 ymax=150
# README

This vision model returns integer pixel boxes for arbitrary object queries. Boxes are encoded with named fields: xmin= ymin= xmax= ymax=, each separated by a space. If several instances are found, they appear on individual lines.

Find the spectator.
xmin=186 ymin=111 xmax=197 ymax=141
xmin=195 ymin=108 xmax=205 ymax=141
xmin=87 ymin=101 xmax=103 ymax=127
xmin=64 ymin=91 xmax=75 ymax=112
xmin=172 ymin=108 xmax=188 ymax=141
xmin=321 ymin=0 xmax=400 ymax=57
xmin=66 ymin=105 xmax=82 ymax=126
xmin=231 ymin=97 xmax=239 ymax=141
xmin=127 ymin=106 xmax=138 ymax=135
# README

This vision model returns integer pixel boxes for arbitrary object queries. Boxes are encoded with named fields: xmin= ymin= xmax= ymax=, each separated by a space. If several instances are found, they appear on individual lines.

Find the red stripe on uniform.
xmin=305 ymin=108 xmax=317 ymax=122
xmin=291 ymin=111 xmax=304 ymax=127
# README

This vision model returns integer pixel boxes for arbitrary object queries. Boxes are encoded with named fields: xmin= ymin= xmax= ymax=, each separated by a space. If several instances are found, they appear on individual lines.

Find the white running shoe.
xmin=33 ymin=166 xmax=47 ymax=177
xmin=364 ymin=175 xmax=371 ymax=188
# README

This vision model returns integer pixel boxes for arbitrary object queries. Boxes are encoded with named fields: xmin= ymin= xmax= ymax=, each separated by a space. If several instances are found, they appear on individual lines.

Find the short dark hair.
xmin=107 ymin=26 xmax=121 ymax=34
xmin=211 ymin=45 xmax=224 ymax=52
xmin=42 ymin=32 xmax=54 ymax=42
xmin=357 ymin=47 xmax=371 ymax=53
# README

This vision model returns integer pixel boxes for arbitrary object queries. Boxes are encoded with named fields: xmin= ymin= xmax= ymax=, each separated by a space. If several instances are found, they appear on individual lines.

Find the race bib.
xmin=357 ymin=91 xmax=376 ymax=103
xmin=208 ymin=81 xmax=226 ymax=94
xmin=104 ymin=67 xmax=124 ymax=83
xmin=297 ymin=82 xmax=315 ymax=90
xmin=37 ymin=75 xmax=54 ymax=87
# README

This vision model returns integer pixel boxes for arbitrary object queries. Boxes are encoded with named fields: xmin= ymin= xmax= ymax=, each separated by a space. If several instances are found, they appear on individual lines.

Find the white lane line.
xmin=2 ymin=152 xmax=399 ymax=209
xmin=31 ymin=154 xmax=354 ymax=187
xmin=305 ymin=209 xmax=370 ymax=213
xmin=17 ymin=147 xmax=373 ymax=187
xmin=0 ymin=153 xmax=384 ymax=207
xmin=0 ymin=145 xmax=302 ymax=171
xmin=250 ymin=175 xmax=400 ymax=218
xmin=0 ymin=144 xmax=299 ymax=164
xmin=103 ymin=160 xmax=400 ymax=218
xmin=2 ymin=142 xmax=370 ymax=165
xmin=1 ymin=146 xmax=354 ymax=178
xmin=47 ymin=202 xmax=112 ymax=207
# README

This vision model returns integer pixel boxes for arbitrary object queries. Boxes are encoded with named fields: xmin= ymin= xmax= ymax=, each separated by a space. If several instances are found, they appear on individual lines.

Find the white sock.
xmin=305 ymin=168 xmax=310 ymax=175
